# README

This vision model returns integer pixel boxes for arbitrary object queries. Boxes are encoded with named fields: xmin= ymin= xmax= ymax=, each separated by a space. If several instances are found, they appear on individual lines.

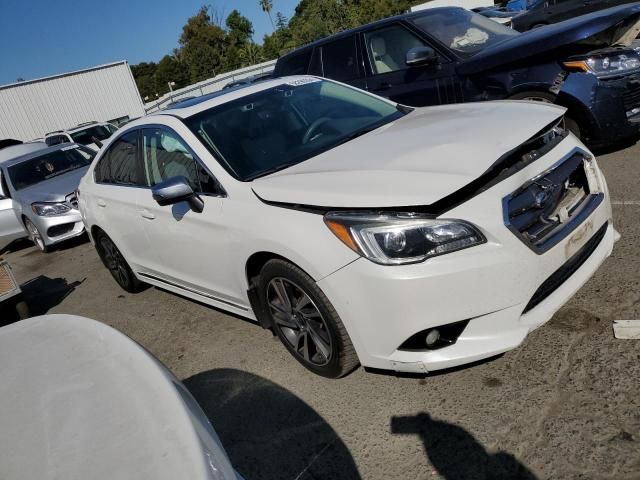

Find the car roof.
xmin=151 ymin=76 xmax=317 ymax=119
xmin=0 ymin=142 xmax=48 ymax=164
xmin=1 ymin=143 xmax=83 ymax=168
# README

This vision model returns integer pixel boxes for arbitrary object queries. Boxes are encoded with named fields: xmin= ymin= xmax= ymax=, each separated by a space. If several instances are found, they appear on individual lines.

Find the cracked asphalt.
xmin=2 ymin=142 xmax=640 ymax=480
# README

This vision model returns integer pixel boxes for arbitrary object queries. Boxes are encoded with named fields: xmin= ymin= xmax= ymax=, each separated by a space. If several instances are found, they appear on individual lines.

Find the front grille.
xmin=623 ymin=81 xmax=640 ymax=112
xmin=503 ymin=151 xmax=603 ymax=253
xmin=66 ymin=193 xmax=78 ymax=209
xmin=523 ymin=221 xmax=608 ymax=313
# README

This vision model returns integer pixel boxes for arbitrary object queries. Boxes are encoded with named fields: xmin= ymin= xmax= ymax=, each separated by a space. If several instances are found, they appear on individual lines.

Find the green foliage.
xmin=131 ymin=1 xmax=421 ymax=100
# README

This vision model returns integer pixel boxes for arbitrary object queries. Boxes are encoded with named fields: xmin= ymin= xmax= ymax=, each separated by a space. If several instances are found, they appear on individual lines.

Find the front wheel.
xmin=258 ymin=259 xmax=359 ymax=378
xmin=24 ymin=217 xmax=49 ymax=253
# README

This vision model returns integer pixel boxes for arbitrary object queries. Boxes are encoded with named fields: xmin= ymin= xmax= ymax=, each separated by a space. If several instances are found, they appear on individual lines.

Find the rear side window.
xmin=277 ymin=50 xmax=312 ymax=75
xmin=321 ymin=36 xmax=361 ymax=82
xmin=95 ymin=130 xmax=145 ymax=186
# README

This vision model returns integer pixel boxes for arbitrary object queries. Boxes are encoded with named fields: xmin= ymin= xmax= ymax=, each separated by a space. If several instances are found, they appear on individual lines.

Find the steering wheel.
xmin=302 ymin=117 xmax=334 ymax=144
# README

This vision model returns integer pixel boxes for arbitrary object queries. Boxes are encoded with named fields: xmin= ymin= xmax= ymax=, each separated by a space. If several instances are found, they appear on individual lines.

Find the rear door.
xmin=361 ymin=22 xmax=461 ymax=107
xmin=89 ymin=129 xmax=154 ymax=271
xmin=0 ymin=170 xmax=25 ymax=250
xmin=316 ymin=35 xmax=368 ymax=90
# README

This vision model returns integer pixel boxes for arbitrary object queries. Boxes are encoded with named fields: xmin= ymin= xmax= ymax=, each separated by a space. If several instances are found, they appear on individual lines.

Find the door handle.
xmin=374 ymin=82 xmax=393 ymax=92
xmin=140 ymin=210 xmax=155 ymax=220
xmin=97 ymin=200 xmax=107 ymax=208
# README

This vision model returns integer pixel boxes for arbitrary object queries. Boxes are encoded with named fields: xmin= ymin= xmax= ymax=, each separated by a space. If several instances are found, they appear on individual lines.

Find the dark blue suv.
xmin=274 ymin=5 xmax=640 ymax=148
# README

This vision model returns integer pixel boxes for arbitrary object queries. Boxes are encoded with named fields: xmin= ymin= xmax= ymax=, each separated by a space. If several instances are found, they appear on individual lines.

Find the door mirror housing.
xmin=151 ymin=176 xmax=204 ymax=213
xmin=405 ymin=46 xmax=439 ymax=67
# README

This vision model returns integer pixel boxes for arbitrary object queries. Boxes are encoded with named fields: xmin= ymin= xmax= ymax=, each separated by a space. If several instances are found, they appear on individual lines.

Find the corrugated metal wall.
xmin=0 ymin=61 xmax=145 ymax=141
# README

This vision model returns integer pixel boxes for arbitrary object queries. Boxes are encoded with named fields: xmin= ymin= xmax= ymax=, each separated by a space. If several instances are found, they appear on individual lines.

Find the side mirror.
xmin=405 ymin=46 xmax=439 ymax=67
xmin=151 ymin=176 xmax=204 ymax=213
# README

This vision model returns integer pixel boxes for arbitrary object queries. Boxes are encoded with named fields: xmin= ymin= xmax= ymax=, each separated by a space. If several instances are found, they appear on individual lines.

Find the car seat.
xmin=370 ymin=36 xmax=399 ymax=73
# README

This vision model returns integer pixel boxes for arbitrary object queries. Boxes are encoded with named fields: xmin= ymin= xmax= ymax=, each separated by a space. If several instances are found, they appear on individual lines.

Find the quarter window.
xmin=95 ymin=130 xmax=145 ymax=186
xmin=365 ymin=25 xmax=427 ymax=75
xmin=321 ymin=36 xmax=360 ymax=82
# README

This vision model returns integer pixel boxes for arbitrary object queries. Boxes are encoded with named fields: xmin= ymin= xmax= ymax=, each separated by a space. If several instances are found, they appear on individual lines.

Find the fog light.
xmin=425 ymin=329 xmax=440 ymax=347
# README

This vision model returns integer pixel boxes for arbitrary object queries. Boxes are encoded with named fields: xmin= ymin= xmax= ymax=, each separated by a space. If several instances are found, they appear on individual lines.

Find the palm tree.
xmin=259 ymin=0 xmax=275 ymax=32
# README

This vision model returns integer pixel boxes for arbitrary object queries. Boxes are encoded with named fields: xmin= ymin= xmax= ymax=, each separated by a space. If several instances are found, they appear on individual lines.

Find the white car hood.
xmin=251 ymin=101 xmax=565 ymax=208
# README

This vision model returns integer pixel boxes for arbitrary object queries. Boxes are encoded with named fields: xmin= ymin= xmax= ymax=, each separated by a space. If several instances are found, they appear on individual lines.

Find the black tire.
xmin=258 ymin=259 xmax=359 ymax=378
xmin=95 ymin=230 xmax=144 ymax=293
xmin=509 ymin=91 xmax=581 ymax=138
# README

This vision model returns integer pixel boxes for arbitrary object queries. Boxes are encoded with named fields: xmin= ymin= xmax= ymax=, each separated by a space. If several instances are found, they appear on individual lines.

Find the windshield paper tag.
xmin=286 ymin=77 xmax=321 ymax=87
xmin=61 ymin=145 xmax=80 ymax=151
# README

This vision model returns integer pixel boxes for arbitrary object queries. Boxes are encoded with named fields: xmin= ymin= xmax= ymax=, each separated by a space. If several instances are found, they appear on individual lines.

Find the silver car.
xmin=0 ymin=143 xmax=94 ymax=252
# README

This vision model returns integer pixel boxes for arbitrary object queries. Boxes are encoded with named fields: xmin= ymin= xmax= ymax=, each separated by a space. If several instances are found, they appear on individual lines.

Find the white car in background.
xmin=0 ymin=314 xmax=240 ymax=480
xmin=45 ymin=121 xmax=118 ymax=152
xmin=78 ymin=76 xmax=616 ymax=378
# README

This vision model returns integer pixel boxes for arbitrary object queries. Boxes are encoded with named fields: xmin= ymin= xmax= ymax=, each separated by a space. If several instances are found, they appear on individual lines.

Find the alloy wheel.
xmin=25 ymin=219 xmax=45 ymax=251
xmin=99 ymin=237 xmax=130 ymax=288
xmin=267 ymin=277 xmax=333 ymax=366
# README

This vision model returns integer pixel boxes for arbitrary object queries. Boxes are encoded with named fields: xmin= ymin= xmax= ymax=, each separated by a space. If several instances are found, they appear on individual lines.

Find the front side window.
xmin=185 ymin=78 xmax=405 ymax=181
xmin=71 ymin=125 xmax=115 ymax=146
xmin=365 ymin=24 xmax=427 ymax=75
xmin=7 ymin=146 xmax=95 ymax=191
xmin=411 ymin=8 xmax=519 ymax=56
xmin=322 ymin=36 xmax=361 ymax=82
xmin=95 ymin=130 xmax=144 ymax=186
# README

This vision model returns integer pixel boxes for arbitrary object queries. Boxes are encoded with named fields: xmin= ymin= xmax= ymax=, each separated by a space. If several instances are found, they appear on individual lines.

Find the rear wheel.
xmin=258 ymin=259 xmax=359 ymax=378
xmin=95 ymin=231 xmax=144 ymax=293
xmin=509 ymin=91 xmax=581 ymax=138
xmin=24 ymin=218 xmax=49 ymax=253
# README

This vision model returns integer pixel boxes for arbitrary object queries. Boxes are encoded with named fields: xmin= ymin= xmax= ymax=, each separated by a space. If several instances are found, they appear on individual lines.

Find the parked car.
xmin=0 ymin=141 xmax=48 ymax=247
xmin=0 ymin=314 xmax=239 ymax=480
xmin=511 ymin=0 xmax=639 ymax=30
xmin=79 ymin=77 xmax=616 ymax=377
xmin=222 ymin=72 xmax=273 ymax=90
xmin=1 ymin=143 xmax=94 ymax=252
xmin=45 ymin=121 xmax=118 ymax=152
xmin=473 ymin=5 xmax=522 ymax=25
xmin=273 ymin=4 xmax=640 ymax=148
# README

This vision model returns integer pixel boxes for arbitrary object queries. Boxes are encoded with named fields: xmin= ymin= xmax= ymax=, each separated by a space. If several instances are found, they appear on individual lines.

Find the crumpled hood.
xmin=14 ymin=166 xmax=88 ymax=204
xmin=459 ymin=3 xmax=640 ymax=75
xmin=251 ymin=101 xmax=564 ymax=209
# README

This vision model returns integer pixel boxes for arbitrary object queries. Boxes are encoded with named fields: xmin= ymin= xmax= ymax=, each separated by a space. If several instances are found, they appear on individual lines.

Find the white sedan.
xmin=78 ymin=76 xmax=616 ymax=377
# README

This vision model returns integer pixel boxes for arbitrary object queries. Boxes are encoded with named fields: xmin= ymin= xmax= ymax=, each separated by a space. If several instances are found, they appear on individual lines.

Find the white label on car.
xmin=61 ymin=145 xmax=80 ymax=151
xmin=286 ymin=77 xmax=321 ymax=87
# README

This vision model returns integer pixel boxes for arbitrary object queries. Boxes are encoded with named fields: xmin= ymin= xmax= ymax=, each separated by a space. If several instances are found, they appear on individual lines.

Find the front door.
xmin=136 ymin=127 xmax=244 ymax=309
xmin=361 ymin=23 xmax=461 ymax=107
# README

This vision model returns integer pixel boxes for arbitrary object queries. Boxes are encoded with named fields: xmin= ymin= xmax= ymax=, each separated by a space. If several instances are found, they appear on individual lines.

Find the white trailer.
xmin=0 ymin=61 xmax=145 ymax=141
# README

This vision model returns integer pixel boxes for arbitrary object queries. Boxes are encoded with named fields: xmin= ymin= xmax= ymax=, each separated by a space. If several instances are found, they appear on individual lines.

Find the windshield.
xmin=411 ymin=8 xmax=519 ymax=55
xmin=184 ymin=78 xmax=406 ymax=181
xmin=70 ymin=125 xmax=115 ymax=145
xmin=7 ymin=146 xmax=94 ymax=190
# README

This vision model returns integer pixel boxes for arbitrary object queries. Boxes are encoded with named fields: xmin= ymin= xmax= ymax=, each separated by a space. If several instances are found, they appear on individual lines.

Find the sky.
xmin=0 ymin=0 xmax=299 ymax=86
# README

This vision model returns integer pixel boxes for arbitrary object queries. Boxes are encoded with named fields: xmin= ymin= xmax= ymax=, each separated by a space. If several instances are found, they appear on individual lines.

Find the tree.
xmin=259 ymin=0 xmax=275 ymax=32
xmin=178 ymin=6 xmax=227 ymax=83
xmin=239 ymin=42 xmax=264 ymax=66
xmin=155 ymin=55 xmax=189 ymax=94
xmin=224 ymin=9 xmax=255 ymax=70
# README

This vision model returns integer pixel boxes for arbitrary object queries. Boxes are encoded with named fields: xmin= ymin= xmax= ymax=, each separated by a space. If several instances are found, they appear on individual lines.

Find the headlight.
xmin=564 ymin=53 xmax=640 ymax=76
xmin=324 ymin=212 xmax=485 ymax=265
xmin=31 ymin=202 xmax=71 ymax=216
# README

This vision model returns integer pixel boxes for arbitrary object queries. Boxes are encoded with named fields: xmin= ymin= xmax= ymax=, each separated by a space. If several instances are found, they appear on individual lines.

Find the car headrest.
xmin=370 ymin=36 xmax=387 ymax=57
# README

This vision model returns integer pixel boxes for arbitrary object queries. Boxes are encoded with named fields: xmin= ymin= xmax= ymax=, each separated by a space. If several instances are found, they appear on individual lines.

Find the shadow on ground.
xmin=183 ymin=368 xmax=361 ymax=480
xmin=391 ymin=413 xmax=536 ymax=480
xmin=19 ymin=275 xmax=84 ymax=316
